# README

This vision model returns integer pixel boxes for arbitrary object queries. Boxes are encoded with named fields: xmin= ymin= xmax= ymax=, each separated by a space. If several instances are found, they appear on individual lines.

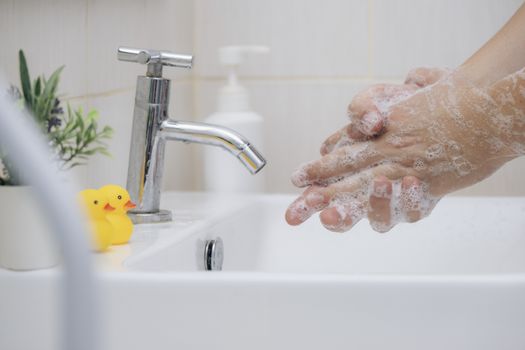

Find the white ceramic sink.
xmin=128 ymin=195 xmax=525 ymax=275
xmin=1 ymin=193 xmax=525 ymax=350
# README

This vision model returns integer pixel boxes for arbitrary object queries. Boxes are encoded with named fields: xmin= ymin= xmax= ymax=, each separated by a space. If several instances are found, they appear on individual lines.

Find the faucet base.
xmin=129 ymin=209 xmax=172 ymax=224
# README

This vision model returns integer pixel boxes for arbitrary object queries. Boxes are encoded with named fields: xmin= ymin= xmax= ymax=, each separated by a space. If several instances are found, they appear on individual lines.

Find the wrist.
xmin=486 ymin=69 xmax=525 ymax=158
xmin=456 ymin=62 xmax=499 ymax=87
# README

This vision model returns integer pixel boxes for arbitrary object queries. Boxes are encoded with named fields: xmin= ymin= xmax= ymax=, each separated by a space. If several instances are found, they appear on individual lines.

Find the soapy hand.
xmin=320 ymin=67 xmax=451 ymax=155
xmin=286 ymin=68 xmax=525 ymax=232
xmin=313 ymin=67 xmax=449 ymax=231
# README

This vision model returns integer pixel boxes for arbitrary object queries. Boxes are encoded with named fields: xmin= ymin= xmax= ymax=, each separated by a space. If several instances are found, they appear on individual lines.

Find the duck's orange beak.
xmin=124 ymin=200 xmax=136 ymax=210
xmin=104 ymin=203 xmax=115 ymax=212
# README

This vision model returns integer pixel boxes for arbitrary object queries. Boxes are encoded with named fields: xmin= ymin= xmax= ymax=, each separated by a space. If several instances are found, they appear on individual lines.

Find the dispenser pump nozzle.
xmin=217 ymin=46 xmax=269 ymax=112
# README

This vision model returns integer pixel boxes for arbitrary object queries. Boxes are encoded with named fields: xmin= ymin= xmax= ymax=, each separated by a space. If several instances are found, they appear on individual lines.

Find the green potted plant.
xmin=0 ymin=50 xmax=113 ymax=270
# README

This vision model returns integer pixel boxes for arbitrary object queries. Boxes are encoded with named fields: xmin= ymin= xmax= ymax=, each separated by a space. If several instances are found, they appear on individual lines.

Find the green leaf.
xmin=87 ymin=109 xmax=98 ymax=121
xmin=33 ymin=77 xmax=41 ymax=98
xmin=81 ymin=148 xmax=102 ymax=156
xmin=77 ymin=110 xmax=85 ymax=132
xmin=75 ymin=132 xmax=81 ymax=147
xmin=34 ymin=95 xmax=49 ymax=123
xmin=40 ymin=67 xmax=63 ymax=120
xmin=98 ymin=149 xmax=111 ymax=157
xmin=101 ymin=125 xmax=113 ymax=137
xmin=62 ymin=119 xmax=76 ymax=135
xmin=42 ymin=66 xmax=64 ymax=99
xmin=67 ymin=162 xmax=84 ymax=169
xmin=31 ymin=78 xmax=42 ymax=115
xmin=18 ymin=50 xmax=33 ymax=108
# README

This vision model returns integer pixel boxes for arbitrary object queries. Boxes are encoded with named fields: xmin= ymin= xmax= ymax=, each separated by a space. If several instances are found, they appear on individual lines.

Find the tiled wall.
xmin=2 ymin=0 xmax=524 ymax=195
xmin=0 ymin=0 xmax=195 ymax=191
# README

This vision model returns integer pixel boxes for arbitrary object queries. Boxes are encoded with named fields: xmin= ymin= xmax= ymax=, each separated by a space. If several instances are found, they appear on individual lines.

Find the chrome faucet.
xmin=117 ymin=47 xmax=266 ymax=224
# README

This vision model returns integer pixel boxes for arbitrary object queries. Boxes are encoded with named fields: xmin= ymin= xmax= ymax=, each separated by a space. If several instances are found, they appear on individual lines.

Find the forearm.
xmin=487 ymin=68 xmax=525 ymax=152
xmin=460 ymin=3 xmax=525 ymax=86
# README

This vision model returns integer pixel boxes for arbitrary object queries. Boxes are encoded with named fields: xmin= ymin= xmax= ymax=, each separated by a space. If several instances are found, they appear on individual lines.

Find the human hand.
xmin=297 ymin=67 xmax=449 ymax=232
xmin=321 ymin=67 xmax=451 ymax=156
xmin=318 ymin=67 xmax=450 ymax=231
xmin=286 ymin=68 xmax=525 ymax=232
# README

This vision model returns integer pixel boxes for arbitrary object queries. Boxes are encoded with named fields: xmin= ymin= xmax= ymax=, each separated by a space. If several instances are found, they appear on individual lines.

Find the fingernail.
xmin=320 ymin=207 xmax=345 ymax=232
xmin=321 ymin=203 xmax=362 ymax=233
xmin=322 ymin=214 xmax=356 ymax=233
xmin=401 ymin=176 xmax=419 ymax=191
xmin=320 ymin=143 xmax=329 ymax=155
xmin=373 ymin=180 xmax=391 ymax=199
xmin=291 ymin=168 xmax=308 ymax=187
xmin=360 ymin=111 xmax=381 ymax=135
xmin=286 ymin=198 xmax=315 ymax=224
xmin=286 ymin=199 xmax=306 ymax=223
xmin=305 ymin=192 xmax=325 ymax=207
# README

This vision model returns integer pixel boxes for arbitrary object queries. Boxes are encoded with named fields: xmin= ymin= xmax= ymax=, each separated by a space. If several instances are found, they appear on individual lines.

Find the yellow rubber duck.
xmin=78 ymin=189 xmax=115 ymax=252
xmin=99 ymin=184 xmax=136 ymax=245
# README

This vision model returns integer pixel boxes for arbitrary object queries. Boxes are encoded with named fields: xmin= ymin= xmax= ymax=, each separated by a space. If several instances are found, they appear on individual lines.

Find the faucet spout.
xmin=120 ymin=47 xmax=266 ymax=224
xmin=160 ymin=120 xmax=266 ymax=174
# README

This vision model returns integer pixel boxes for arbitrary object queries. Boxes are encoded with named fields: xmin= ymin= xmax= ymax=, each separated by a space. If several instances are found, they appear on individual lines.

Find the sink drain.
xmin=204 ymin=237 xmax=223 ymax=271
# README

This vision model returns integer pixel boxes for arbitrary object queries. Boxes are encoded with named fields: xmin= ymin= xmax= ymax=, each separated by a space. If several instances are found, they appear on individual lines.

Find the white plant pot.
xmin=0 ymin=186 xmax=59 ymax=270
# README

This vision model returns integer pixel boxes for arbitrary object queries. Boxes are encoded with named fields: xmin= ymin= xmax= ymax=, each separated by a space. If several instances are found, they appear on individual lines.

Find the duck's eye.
xmin=117 ymin=195 xmax=122 ymax=200
xmin=94 ymin=200 xmax=98 ymax=205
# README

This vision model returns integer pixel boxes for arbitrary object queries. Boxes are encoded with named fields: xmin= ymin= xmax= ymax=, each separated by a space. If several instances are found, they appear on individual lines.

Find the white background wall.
xmin=1 ymin=0 xmax=524 ymax=195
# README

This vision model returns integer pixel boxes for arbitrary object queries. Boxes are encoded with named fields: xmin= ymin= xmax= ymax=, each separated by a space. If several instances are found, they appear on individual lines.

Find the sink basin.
xmin=2 ymin=193 xmax=525 ymax=350
xmin=128 ymin=195 xmax=525 ymax=275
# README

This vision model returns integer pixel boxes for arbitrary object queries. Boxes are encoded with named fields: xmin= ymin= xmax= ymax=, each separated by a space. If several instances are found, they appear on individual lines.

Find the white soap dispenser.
xmin=203 ymin=45 xmax=268 ymax=193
